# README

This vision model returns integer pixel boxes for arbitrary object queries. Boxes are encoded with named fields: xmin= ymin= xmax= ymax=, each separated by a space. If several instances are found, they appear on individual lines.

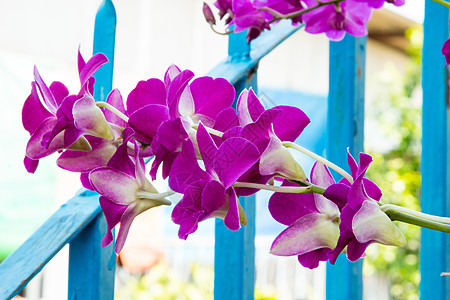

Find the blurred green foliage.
xmin=364 ymin=26 xmax=423 ymax=300
xmin=115 ymin=262 xmax=277 ymax=300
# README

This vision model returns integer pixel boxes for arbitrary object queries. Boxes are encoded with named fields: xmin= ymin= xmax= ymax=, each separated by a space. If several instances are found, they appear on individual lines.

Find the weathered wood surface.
xmin=0 ymin=193 xmax=101 ymax=300
xmin=325 ymin=35 xmax=366 ymax=300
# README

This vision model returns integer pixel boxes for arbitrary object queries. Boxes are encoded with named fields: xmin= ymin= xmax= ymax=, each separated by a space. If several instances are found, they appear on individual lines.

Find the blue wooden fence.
xmin=0 ymin=0 xmax=449 ymax=299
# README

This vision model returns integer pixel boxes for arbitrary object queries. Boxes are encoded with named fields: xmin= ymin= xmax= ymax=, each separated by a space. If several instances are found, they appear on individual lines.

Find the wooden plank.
xmin=208 ymin=20 xmax=302 ymax=83
xmin=325 ymin=35 xmax=366 ymax=300
xmin=93 ymin=0 xmax=117 ymax=102
xmin=420 ymin=2 xmax=450 ymax=299
xmin=0 ymin=193 xmax=101 ymax=300
xmin=66 ymin=1 xmax=118 ymax=299
xmin=68 ymin=201 xmax=116 ymax=300
xmin=213 ymin=30 xmax=257 ymax=300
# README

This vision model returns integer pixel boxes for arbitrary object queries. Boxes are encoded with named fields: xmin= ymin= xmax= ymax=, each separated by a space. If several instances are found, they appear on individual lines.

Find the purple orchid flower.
xmin=169 ymin=122 xmax=260 ymax=239
xmin=443 ymin=37 xmax=450 ymax=67
xmin=126 ymin=65 xmax=235 ymax=180
xmin=89 ymin=128 xmax=171 ymax=254
xmin=269 ymin=162 xmax=341 ymax=269
xmin=236 ymin=88 xmax=310 ymax=181
xmin=324 ymin=151 xmax=406 ymax=263
xmin=22 ymin=51 xmax=114 ymax=173
xmin=302 ymin=0 xmax=372 ymax=41
xmin=230 ymin=0 xmax=271 ymax=42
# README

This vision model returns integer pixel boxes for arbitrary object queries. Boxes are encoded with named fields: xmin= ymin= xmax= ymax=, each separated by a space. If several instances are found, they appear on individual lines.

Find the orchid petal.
xmin=168 ymin=70 xmax=195 ymax=119
xmin=22 ymin=82 xmax=53 ymax=134
xmin=49 ymin=81 xmax=69 ymax=107
xmin=33 ymin=66 xmax=58 ymax=114
xmin=236 ymin=88 xmax=265 ymax=126
xmin=105 ymin=89 xmax=127 ymax=127
xmin=270 ymin=213 xmax=340 ymax=256
xmin=202 ymin=180 xmax=226 ymax=215
xmin=259 ymin=135 xmax=306 ymax=181
xmin=190 ymin=77 xmax=235 ymax=121
xmin=79 ymin=53 xmax=108 ymax=89
xmin=24 ymin=156 xmax=39 ymax=173
xmin=89 ymin=167 xmax=139 ymax=205
xmin=127 ymin=78 xmax=167 ymax=115
xmin=197 ymin=122 xmax=218 ymax=174
xmin=353 ymin=200 xmax=406 ymax=247
xmin=73 ymin=95 xmax=114 ymax=140
xmin=224 ymin=188 xmax=240 ymax=230
xmin=99 ymin=196 xmax=128 ymax=247
xmin=323 ymin=183 xmax=350 ymax=211
xmin=272 ymin=105 xmax=310 ymax=142
xmin=168 ymin=139 xmax=210 ymax=193
xmin=128 ymin=104 xmax=169 ymax=144
xmin=57 ymin=136 xmax=117 ymax=172
xmin=164 ymin=64 xmax=182 ymax=88
xmin=298 ymin=248 xmax=331 ymax=269
xmin=214 ymin=137 xmax=260 ymax=189
xmin=114 ymin=206 xmax=139 ymax=254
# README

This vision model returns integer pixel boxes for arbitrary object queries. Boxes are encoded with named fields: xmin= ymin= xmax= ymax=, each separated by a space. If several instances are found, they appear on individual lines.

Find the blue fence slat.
xmin=420 ymin=1 xmax=450 ymax=299
xmin=93 ymin=0 xmax=117 ymax=102
xmin=68 ymin=191 xmax=115 ymax=300
xmin=214 ymin=30 xmax=257 ymax=300
xmin=326 ymin=35 xmax=366 ymax=300
xmin=0 ymin=194 xmax=101 ymax=300
xmin=67 ymin=1 xmax=118 ymax=298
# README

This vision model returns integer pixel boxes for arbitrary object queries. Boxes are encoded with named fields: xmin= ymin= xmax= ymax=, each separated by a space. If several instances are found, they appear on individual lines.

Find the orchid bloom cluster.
xmin=25 ymin=50 xmax=441 ymax=269
xmin=202 ymin=0 xmax=405 ymax=42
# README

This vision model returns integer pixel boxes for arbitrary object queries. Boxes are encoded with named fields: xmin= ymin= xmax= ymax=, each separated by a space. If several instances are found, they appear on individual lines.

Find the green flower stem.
xmin=381 ymin=204 xmax=450 ymax=224
xmin=432 ymin=0 xmax=450 ymax=9
xmin=191 ymin=124 xmax=224 ymax=138
xmin=282 ymin=141 xmax=354 ymax=183
xmin=96 ymin=102 xmax=129 ymax=123
xmin=136 ymin=190 xmax=175 ymax=205
xmin=383 ymin=208 xmax=450 ymax=233
xmin=233 ymin=181 xmax=325 ymax=194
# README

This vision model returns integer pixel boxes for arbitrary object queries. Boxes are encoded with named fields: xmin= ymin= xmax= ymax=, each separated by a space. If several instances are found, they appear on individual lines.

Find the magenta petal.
xmin=24 ymin=156 xmax=39 ymax=173
xmin=363 ymin=178 xmax=382 ymax=201
xmin=105 ymin=89 xmax=127 ymax=127
xmin=190 ymin=77 xmax=235 ymax=120
xmin=323 ymin=183 xmax=350 ymax=210
xmin=126 ymin=78 xmax=167 ymax=115
xmin=269 ymin=181 xmax=317 ymax=226
xmin=224 ymin=188 xmax=240 ymax=230
xmin=49 ymin=81 xmax=69 ymax=107
xmin=73 ymin=95 xmax=114 ymax=140
xmin=236 ymin=88 xmax=265 ymax=125
xmin=240 ymin=108 xmax=281 ymax=152
xmin=270 ymin=213 xmax=339 ymax=256
xmin=80 ymin=172 xmax=94 ymax=190
xmin=168 ymin=139 xmax=210 ymax=193
xmin=202 ymin=180 xmax=226 ymax=213
xmin=311 ymin=162 xmax=335 ymax=188
xmin=197 ymin=122 xmax=218 ymax=173
xmin=346 ymin=239 xmax=371 ymax=262
xmin=99 ymin=196 xmax=128 ymax=247
xmin=57 ymin=137 xmax=117 ymax=172
xmin=22 ymin=82 xmax=53 ymax=134
xmin=164 ymin=64 xmax=182 ymax=87
xmin=33 ymin=66 xmax=58 ymax=114
xmin=128 ymin=104 xmax=169 ymax=144
xmin=178 ymin=210 xmax=202 ymax=240
xmin=107 ymin=129 xmax=135 ymax=176
xmin=155 ymin=118 xmax=188 ymax=151
xmin=272 ymin=105 xmax=310 ymax=142
xmin=213 ymin=107 xmax=240 ymax=133
xmin=89 ymin=167 xmax=139 ymax=205
xmin=26 ymin=117 xmax=64 ymax=159
xmin=298 ymin=248 xmax=330 ymax=269
xmin=442 ymin=38 xmax=450 ymax=66
xmin=79 ymin=53 xmax=108 ymax=89
xmin=167 ymin=70 xmax=195 ymax=119
xmin=214 ymin=137 xmax=260 ymax=189
xmin=114 ymin=206 xmax=139 ymax=254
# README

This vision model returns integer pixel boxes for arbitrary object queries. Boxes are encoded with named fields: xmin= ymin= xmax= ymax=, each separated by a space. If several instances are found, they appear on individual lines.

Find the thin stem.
xmin=384 ymin=209 xmax=450 ymax=234
xmin=432 ymin=0 xmax=450 ymax=9
xmin=233 ymin=181 xmax=325 ymax=194
xmin=381 ymin=204 xmax=450 ymax=224
xmin=283 ymin=141 xmax=354 ymax=183
xmin=96 ymin=102 xmax=129 ymax=123
xmin=210 ymin=23 xmax=233 ymax=36
xmin=260 ymin=0 xmax=344 ymax=24
xmin=191 ymin=124 xmax=224 ymax=138
xmin=136 ymin=190 xmax=175 ymax=205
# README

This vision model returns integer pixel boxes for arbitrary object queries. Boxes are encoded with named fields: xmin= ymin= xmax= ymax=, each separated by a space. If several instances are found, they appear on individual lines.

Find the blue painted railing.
xmin=1 ymin=0 xmax=449 ymax=299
